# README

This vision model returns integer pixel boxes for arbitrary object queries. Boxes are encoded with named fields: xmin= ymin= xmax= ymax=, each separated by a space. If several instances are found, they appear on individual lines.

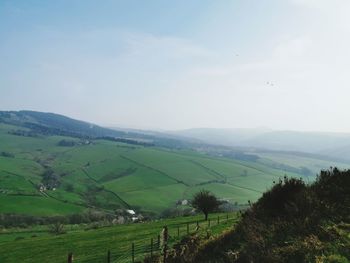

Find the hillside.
xmin=0 ymin=111 xmax=349 ymax=218
xmin=0 ymin=110 xmax=124 ymax=138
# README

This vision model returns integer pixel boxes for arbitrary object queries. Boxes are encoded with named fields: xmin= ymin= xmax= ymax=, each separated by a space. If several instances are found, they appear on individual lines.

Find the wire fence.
xmin=65 ymin=213 xmax=237 ymax=263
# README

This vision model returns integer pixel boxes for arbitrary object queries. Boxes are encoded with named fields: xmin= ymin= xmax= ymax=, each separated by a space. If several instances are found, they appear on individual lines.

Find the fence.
xmin=66 ymin=213 xmax=237 ymax=263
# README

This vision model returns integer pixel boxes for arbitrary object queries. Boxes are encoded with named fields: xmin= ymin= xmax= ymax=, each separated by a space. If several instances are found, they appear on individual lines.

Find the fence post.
xmin=151 ymin=238 xmax=153 ymax=257
xmin=217 ymin=216 xmax=220 ymax=225
xmin=132 ymin=243 xmax=135 ymax=263
xmin=196 ymin=221 xmax=199 ymax=228
xmin=67 ymin=252 xmax=73 ymax=263
xmin=163 ymin=243 xmax=167 ymax=263
xmin=107 ymin=250 xmax=111 ymax=263
xmin=177 ymin=226 xmax=180 ymax=237
xmin=186 ymin=222 xmax=189 ymax=234
xmin=208 ymin=219 xmax=210 ymax=227
xmin=226 ymin=213 xmax=229 ymax=222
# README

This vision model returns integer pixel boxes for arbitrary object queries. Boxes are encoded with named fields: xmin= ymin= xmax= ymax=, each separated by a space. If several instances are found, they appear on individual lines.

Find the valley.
xmin=0 ymin=111 xmax=349 ymax=217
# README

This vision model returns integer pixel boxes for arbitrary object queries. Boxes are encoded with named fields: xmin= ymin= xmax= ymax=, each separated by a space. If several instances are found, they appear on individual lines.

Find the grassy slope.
xmin=0 ymin=212 xmax=238 ymax=263
xmin=1 ymin=123 xmax=348 ymax=215
xmin=0 ymin=196 xmax=84 ymax=216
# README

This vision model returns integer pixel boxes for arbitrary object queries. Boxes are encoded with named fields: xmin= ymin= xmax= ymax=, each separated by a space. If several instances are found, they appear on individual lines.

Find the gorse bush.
xmin=255 ymin=176 xmax=307 ymax=218
xmin=49 ymin=222 xmax=65 ymax=235
xmin=312 ymin=168 xmax=350 ymax=220
xmin=232 ymin=168 xmax=350 ymax=262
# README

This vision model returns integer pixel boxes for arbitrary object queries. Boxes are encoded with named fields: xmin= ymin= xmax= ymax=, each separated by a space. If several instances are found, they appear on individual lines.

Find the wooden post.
xmin=208 ymin=219 xmax=210 ymax=227
xmin=196 ymin=221 xmax=199 ymax=228
xmin=107 ymin=250 xmax=111 ymax=263
xmin=226 ymin=213 xmax=229 ymax=222
xmin=67 ymin=252 xmax=73 ymax=263
xmin=177 ymin=226 xmax=180 ymax=237
xmin=186 ymin=222 xmax=189 ymax=234
xmin=217 ymin=216 xmax=220 ymax=224
xmin=132 ymin=243 xmax=135 ymax=263
xmin=151 ymin=238 xmax=153 ymax=257
xmin=163 ymin=243 xmax=167 ymax=263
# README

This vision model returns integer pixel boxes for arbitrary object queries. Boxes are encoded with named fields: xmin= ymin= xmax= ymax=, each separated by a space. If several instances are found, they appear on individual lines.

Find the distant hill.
xmin=5 ymin=111 xmax=350 ymax=161
xmin=172 ymin=128 xmax=350 ymax=161
xmin=0 ymin=111 xmax=197 ymax=149
xmin=0 ymin=110 xmax=126 ymax=138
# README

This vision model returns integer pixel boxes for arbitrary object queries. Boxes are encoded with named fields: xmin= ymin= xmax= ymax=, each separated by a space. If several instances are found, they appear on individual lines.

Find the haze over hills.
xmin=2 ymin=110 xmax=349 ymax=165
xmin=171 ymin=128 xmax=350 ymax=161
xmin=3 ymin=110 xmax=349 ymax=161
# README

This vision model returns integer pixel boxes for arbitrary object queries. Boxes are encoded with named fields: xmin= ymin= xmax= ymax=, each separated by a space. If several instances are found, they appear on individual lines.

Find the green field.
xmin=0 ymin=212 xmax=238 ymax=263
xmin=1 ymin=123 xmax=348 ymax=216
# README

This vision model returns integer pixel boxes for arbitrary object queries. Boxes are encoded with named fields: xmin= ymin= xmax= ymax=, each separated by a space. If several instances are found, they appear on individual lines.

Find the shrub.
xmin=321 ymin=254 xmax=350 ymax=263
xmin=49 ymin=222 xmax=66 ymax=235
xmin=0 ymin=151 xmax=15 ymax=158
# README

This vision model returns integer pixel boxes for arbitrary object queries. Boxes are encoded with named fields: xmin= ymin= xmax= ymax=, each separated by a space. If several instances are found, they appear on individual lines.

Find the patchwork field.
xmin=0 ymin=123 xmax=348 ymax=216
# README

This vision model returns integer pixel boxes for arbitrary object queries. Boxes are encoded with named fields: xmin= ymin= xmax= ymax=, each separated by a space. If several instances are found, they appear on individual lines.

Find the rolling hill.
xmin=0 ymin=111 xmax=349 ymax=217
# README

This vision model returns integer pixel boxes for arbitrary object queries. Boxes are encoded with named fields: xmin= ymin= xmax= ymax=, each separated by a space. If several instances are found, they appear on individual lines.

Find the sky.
xmin=1 ymin=0 xmax=350 ymax=132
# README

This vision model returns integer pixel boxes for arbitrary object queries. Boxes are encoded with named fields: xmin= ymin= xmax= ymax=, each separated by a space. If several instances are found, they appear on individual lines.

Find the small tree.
xmin=191 ymin=190 xmax=220 ymax=220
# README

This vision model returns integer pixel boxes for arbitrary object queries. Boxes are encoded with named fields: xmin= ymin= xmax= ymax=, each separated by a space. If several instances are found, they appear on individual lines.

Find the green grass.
xmin=0 ymin=195 xmax=84 ymax=216
xmin=119 ymin=183 xmax=188 ymax=212
xmin=103 ymin=166 xmax=176 ymax=193
xmin=0 ymin=212 xmax=238 ymax=263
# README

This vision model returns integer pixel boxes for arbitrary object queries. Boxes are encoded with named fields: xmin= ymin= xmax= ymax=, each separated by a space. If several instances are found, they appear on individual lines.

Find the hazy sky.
xmin=1 ymin=0 xmax=350 ymax=131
